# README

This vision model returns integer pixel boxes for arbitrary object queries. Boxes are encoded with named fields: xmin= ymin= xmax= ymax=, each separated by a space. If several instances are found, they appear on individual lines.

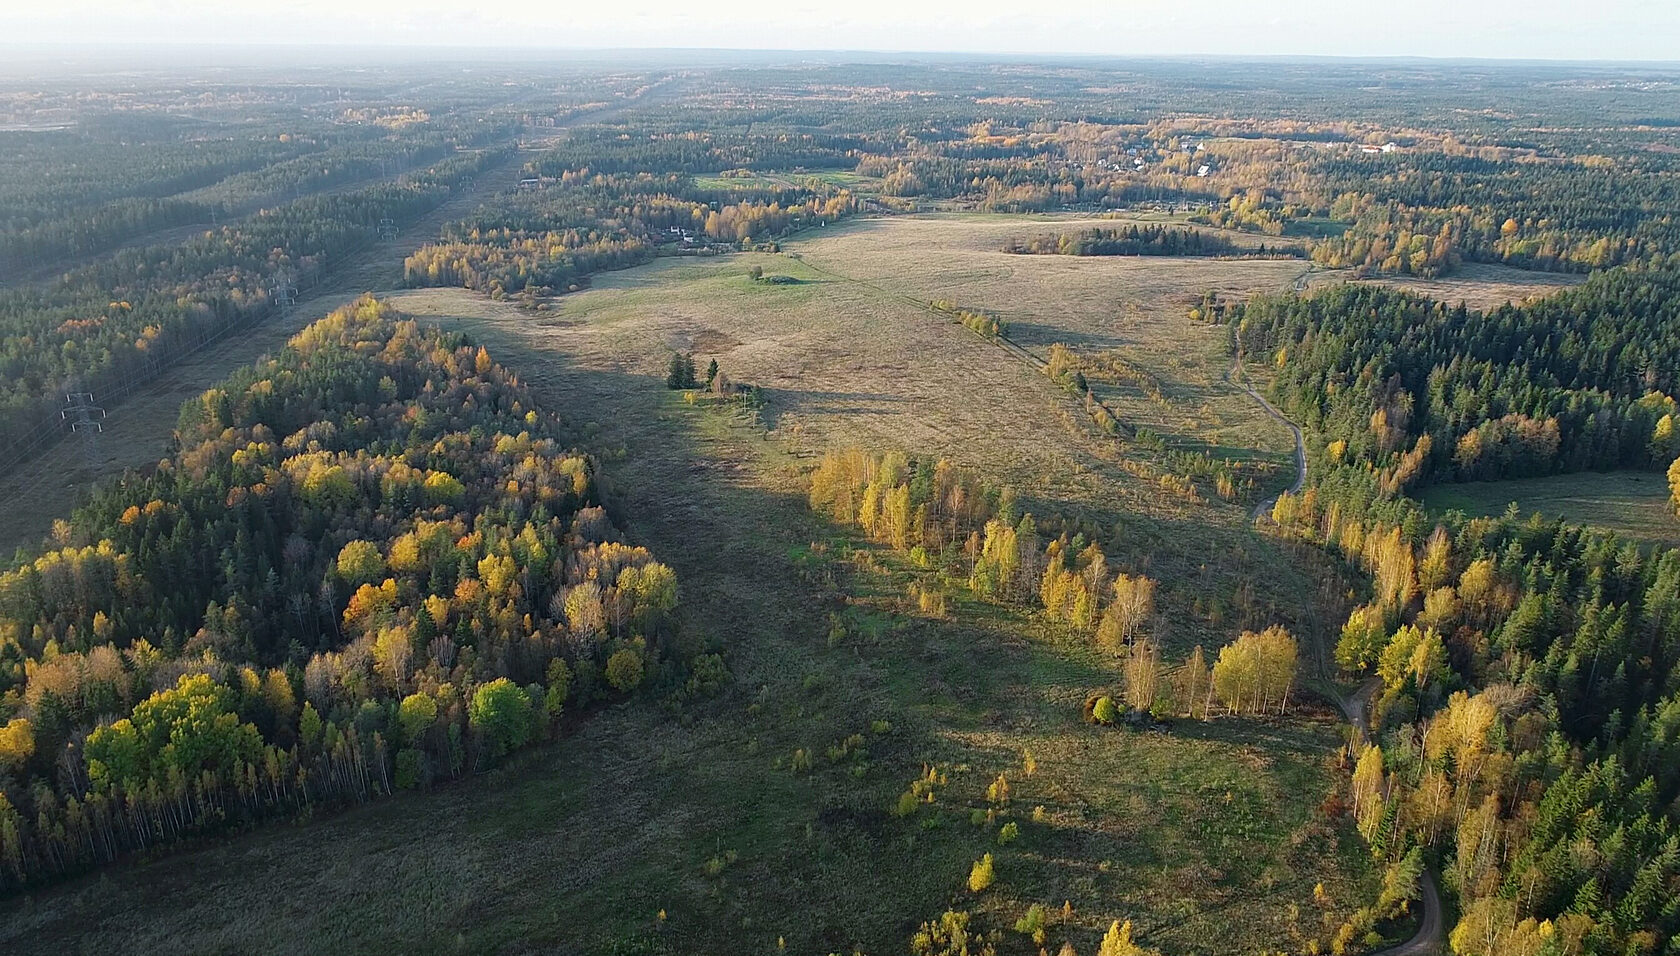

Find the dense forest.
xmin=1003 ymin=224 xmax=1300 ymax=258
xmin=1239 ymin=242 xmax=1680 ymax=956
xmin=1222 ymin=269 xmax=1680 ymax=495
xmin=0 ymin=298 xmax=702 ymax=891
xmin=1309 ymin=153 xmax=1680 ymax=276
xmin=1267 ymin=465 xmax=1680 ymax=956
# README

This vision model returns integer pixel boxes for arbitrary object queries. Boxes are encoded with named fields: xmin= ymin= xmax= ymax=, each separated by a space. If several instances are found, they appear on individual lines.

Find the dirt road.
xmin=1229 ymin=351 xmax=1305 ymax=520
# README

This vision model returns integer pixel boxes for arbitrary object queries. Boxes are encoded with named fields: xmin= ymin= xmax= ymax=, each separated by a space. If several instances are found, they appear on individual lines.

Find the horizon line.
xmin=1 ymin=42 xmax=1678 ymax=68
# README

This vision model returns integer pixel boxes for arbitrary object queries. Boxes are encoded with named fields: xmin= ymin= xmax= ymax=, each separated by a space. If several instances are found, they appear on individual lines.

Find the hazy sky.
xmin=6 ymin=0 xmax=1677 ymax=61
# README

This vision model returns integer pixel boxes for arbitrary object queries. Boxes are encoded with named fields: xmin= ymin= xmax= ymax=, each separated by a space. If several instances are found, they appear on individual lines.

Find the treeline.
xmin=0 ymin=147 xmax=505 ymax=461
xmin=404 ymin=163 xmax=853 ymax=300
xmin=806 ymin=449 xmax=1296 ymax=720
xmin=930 ymin=300 xmax=1007 ymax=338
xmin=1221 ymin=271 xmax=1680 ymax=494
xmin=1266 ymin=477 xmax=1680 ymax=956
xmin=1004 ymin=224 xmax=1299 ymax=259
xmin=1310 ymin=152 xmax=1680 ymax=275
xmin=0 ymin=298 xmax=705 ymax=892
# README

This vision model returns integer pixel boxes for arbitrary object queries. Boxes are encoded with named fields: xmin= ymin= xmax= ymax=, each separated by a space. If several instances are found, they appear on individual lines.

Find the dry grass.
xmin=1305 ymin=262 xmax=1584 ymax=312
xmin=390 ymin=214 xmax=1358 ymax=654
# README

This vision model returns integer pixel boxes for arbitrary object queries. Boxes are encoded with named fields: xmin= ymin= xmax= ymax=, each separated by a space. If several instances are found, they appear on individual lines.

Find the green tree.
xmin=605 ymin=647 xmax=645 ymax=692
xmin=1093 ymin=695 xmax=1120 ymax=725
xmin=394 ymin=748 xmax=424 ymax=790
xmin=666 ymin=352 xmax=696 ymax=389
xmin=397 ymin=692 xmax=437 ymax=746
xmin=1014 ymin=902 xmax=1047 ymax=943
xmin=1336 ymin=604 xmax=1387 ymax=675
xmin=544 ymin=658 xmax=573 ymax=720
xmin=299 ymin=702 xmax=323 ymax=750
xmin=469 ymin=678 xmax=535 ymax=760
xmin=84 ymin=674 xmax=262 ymax=792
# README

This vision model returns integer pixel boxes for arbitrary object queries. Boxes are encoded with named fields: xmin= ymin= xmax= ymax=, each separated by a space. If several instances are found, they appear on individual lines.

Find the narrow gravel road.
xmin=1332 ymin=683 xmax=1445 ymax=956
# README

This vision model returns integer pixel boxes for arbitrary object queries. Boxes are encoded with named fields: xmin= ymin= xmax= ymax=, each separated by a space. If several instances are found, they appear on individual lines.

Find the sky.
xmin=4 ymin=0 xmax=1677 ymax=61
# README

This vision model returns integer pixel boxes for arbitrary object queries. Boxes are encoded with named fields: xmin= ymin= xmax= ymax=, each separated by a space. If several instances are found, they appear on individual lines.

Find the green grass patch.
xmin=1283 ymin=217 xmax=1349 ymax=239
xmin=1420 ymin=470 xmax=1680 ymax=547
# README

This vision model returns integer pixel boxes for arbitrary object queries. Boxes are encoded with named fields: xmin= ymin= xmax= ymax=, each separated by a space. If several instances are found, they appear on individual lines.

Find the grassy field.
xmin=396 ymin=213 xmax=1339 ymax=653
xmin=1420 ymin=470 xmax=1680 ymax=547
xmin=787 ymin=214 xmax=1307 ymax=462
xmin=692 ymin=172 xmax=786 ymax=189
xmin=1305 ymin=262 xmax=1584 ymax=312
xmin=692 ymin=169 xmax=878 ymax=192
xmin=2 ymin=214 xmax=1381 ymax=955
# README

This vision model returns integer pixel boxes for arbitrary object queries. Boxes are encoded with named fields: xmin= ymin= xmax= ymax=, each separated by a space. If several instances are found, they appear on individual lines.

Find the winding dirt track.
xmin=1239 ymin=269 xmax=1443 ymax=956
xmin=1229 ymin=351 xmax=1306 ymax=521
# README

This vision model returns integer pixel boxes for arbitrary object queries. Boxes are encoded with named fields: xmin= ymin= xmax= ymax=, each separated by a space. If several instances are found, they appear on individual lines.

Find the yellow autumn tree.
xmin=1669 ymin=455 xmax=1680 ymax=515
xmin=1211 ymin=625 xmax=1297 ymax=715
xmin=1097 ymin=919 xmax=1160 ymax=956
xmin=1097 ymin=574 xmax=1155 ymax=652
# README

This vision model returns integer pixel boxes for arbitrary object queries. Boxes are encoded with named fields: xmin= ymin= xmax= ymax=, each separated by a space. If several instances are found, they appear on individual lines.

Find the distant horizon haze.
xmin=3 ymin=0 xmax=1677 ymax=63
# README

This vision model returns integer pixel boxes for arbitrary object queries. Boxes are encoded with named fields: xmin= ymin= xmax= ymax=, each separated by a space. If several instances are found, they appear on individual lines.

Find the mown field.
xmin=1420 ymin=470 xmax=1680 ymax=548
xmin=3 ymin=213 xmax=1385 ymax=955
xmin=1304 ymin=261 xmax=1585 ymax=312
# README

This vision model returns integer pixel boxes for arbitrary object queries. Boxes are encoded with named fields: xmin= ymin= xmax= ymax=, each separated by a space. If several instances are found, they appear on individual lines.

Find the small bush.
xmin=968 ymin=853 xmax=996 ymax=893
xmin=1093 ymin=695 xmax=1120 ymax=725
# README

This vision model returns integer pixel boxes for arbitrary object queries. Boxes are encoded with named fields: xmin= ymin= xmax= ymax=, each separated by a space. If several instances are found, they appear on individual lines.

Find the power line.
xmin=61 ymin=390 xmax=105 ymax=473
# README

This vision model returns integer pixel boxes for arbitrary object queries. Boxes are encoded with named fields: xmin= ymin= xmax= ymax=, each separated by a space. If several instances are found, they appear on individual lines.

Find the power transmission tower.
xmin=62 ymin=391 xmax=105 ymax=473
xmin=270 ymin=273 xmax=297 ymax=315
xmin=378 ymin=216 xmax=398 ymax=241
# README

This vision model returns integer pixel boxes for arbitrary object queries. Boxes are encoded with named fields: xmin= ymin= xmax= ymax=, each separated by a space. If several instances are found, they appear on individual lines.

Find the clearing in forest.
xmin=1304 ymin=261 xmax=1584 ymax=312
xmin=391 ymin=213 xmax=1326 ymax=652
xmin=1420 ymin=470 xmax=1680 ymax=548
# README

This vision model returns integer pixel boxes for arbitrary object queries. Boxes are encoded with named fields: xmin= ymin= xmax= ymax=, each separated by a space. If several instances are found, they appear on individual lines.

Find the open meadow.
xmin=390 ymin=213 xmax=1350 ymax=656
xmin=1304 ymin=261 xmax=1585 ymax=311
xmin=1420 ymin=470 xmax=1680 ymax=548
